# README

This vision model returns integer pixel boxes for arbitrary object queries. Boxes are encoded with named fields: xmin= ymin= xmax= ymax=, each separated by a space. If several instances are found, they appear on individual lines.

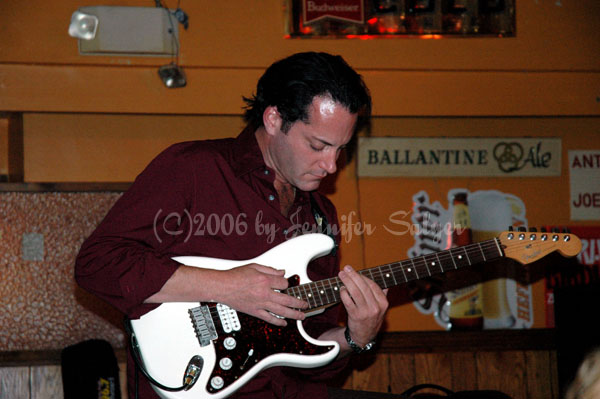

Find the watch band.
xmin=344 ymin=327 xmax=375 ymax=354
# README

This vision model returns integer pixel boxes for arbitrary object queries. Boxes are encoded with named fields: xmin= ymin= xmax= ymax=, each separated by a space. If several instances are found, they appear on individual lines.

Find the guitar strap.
xmin=309 ymin=193 xmax=337 ymax=257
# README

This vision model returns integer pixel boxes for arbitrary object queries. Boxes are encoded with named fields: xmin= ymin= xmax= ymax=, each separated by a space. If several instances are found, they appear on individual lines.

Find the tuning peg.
xmin=508 ymin=226 xmax=514 ymax=231
xmin=518 ymin=226 xmax=527 ymax=232
xmin=541 ymin=227 xmax=547 ymax=232
xmin=552 ymin=227 xmax=560 ymax=233
xmin=563 ymin=227 xmax=571 ymax=233
xmin=529 ymin=227 xmax=537 ymax=232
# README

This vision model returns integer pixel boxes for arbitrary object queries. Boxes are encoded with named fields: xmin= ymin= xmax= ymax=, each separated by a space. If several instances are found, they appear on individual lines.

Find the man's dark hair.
xmin=243 ymin=52 xmax=371 ymax=133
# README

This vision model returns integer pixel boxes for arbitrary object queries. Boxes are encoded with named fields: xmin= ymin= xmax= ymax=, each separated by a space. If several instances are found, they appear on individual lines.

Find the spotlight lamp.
xmin=68 ymin=10 xmax=98 ymax=40
xmin=158 ymin=63 xmax=187 ymax=88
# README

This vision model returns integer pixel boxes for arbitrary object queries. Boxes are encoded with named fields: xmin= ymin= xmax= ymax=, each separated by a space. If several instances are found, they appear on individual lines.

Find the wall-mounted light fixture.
xmin=67 ymin=5 xmax=189 ymax=88
xmin=68 ymin=11 xmax=99 ymax=40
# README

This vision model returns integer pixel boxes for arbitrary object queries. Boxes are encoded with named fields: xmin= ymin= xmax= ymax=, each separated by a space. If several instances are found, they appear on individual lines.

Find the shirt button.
xmin=268 ymin=194 xmax=275 ymax=201
xmin=264 ymin=170 xmax=269 ymax=175
xmin=283 ymin=229 xmax=288 ymax=235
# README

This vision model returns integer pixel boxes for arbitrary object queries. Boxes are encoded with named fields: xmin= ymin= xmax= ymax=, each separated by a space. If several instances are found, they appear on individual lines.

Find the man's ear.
xmin=263 ymin=106 xmax=282 ymax=137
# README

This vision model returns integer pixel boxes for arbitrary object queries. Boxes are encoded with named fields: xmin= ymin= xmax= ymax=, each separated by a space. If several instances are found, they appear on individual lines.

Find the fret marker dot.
xmin=408 ymin=268 xmax=412 ymax=272
xmin=385 ymin=273 xmax=390 ymax=278
xmin=431 ymin=262 xmax=435 ymax=266
xmin=334 ymin=287 xmax=338 ymax=290
xmin=308 ymin=293 xmax=312 ymax=297
xmin=458 ymin=255 xmax=462 ymax=259
xmin=320 ymin=290 xmax=324 ymax=294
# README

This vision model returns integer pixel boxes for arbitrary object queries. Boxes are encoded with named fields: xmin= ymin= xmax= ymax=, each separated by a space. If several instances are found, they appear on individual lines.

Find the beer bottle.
xmin=447 ymin=192 xmax=483 ymax=330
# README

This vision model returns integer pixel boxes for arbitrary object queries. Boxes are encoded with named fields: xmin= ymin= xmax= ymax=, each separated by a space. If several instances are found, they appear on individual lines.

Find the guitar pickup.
xmin=217 ymin=303 xmax=241 ymax=333
xmin=189 ymin=305 xmax=218 ymax=347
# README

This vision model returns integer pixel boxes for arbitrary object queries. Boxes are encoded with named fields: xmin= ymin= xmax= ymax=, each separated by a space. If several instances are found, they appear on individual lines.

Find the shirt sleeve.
xmin=75 ymin=143 xmax=196 ymax=318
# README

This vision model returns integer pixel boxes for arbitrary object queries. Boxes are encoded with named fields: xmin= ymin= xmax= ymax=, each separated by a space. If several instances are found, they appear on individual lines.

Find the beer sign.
xmin=358 ymin=137 xmax=562 ymax=177
xmin=303 ymin=0 xmax=364 ymax=25
xmin=569 ymin=150 xmax=600 ymax=220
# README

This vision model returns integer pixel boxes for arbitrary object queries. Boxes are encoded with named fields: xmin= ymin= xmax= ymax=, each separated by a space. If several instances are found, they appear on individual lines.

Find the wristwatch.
xmin=344 ymin=327 xmax=375 ymax=354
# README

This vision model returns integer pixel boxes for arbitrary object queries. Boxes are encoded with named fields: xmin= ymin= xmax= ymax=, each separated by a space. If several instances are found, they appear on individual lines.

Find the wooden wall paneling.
xmin=550 ymin=351 xmax=560 ymax=399
xmin=414 ymin=353 xmax=453 ymax=392
xmin=389 ymin=353 xmax=416 ymax=394
xmin=450 ymin=352 xmax=477 ymax=391
xmin=0 ymin=366 xmax=29 ymax=399
xmin=30 ymin=365 xmax=63 ymax=399
xmin=351 ymin=354 xmax=391 ymax=393
xmin=525 ymin=350 xmax=557 ymax=399
xmin=119 ymin=361 xmax=128 ymax=399
xmin=477 ymin=351 xmax=527 ymax=398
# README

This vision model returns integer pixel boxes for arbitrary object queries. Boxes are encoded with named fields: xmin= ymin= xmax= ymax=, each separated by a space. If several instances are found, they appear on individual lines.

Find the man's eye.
xmin=311 ymin=145 xmax=325 ymax=152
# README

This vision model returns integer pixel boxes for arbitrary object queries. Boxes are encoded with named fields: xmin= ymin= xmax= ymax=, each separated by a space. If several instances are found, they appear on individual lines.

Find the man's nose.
xmin=320 ymin=150 xmax=337 ymax=175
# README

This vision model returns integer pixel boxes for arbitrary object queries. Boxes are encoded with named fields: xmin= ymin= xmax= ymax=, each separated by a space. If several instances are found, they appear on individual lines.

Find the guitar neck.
xmin=285 ymin=238 xmax=504 ymax=312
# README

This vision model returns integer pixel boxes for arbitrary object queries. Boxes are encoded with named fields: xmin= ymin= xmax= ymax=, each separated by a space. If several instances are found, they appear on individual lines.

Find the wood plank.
xmin=389 ymin=353 xmax=416 ymax=394
xmin=379 ymin=329 xmax=557 ymax=353
xmin=351 ymin=354 xmax=390 ymax=393
xmin=119 ymin=361 xmax=128 ymax=399
xmin=1 ymin=65 xmax=599 ymax=116
xmin=7 ymin=113 xmax=23 ymax=182
xmin=0 ymin=366 xmax=30 ymax=399
xmin=550 ymin=350 xmax=560 ymax=399
xmin=31 ymin=365 xmax=63 ymax=399
xmin=450 ymin=352 xmax=477 ymax=391
xmin=414 ymin=353 xmax=453 ymax=393
xmin=525 ymin=351 xmax=554 ymax=399
xmin=477 ymin=351 xmax=527 ymax=398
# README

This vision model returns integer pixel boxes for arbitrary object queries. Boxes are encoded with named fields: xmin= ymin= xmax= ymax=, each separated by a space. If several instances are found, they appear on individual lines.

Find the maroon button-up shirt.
xmin=75 ymin=125 xmax=348 ymax=399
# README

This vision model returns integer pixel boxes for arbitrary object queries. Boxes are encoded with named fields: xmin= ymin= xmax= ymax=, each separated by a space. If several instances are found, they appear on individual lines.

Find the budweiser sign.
xmin=303 ymin=0 xmax=364 ymax=24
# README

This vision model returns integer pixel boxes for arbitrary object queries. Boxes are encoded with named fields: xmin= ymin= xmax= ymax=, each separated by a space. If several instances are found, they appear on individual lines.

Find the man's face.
xmin=268 ymin=96 xmax=357 ymax=192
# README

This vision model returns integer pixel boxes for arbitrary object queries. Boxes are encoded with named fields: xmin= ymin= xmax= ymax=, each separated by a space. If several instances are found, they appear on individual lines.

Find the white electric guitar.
xmin=129 ymin=229 xmax=581 ymax=399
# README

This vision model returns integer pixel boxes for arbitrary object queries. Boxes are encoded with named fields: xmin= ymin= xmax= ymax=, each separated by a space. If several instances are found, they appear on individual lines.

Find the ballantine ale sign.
xmin=358 ymin=137 xmax=561 ymax=177
xmin=303 ymin=0 xmax=364 ymax=24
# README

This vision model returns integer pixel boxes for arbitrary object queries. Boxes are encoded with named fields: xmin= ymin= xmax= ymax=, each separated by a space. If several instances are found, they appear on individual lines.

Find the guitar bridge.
xmin=188 ymin=305 xmax=218 ymax=347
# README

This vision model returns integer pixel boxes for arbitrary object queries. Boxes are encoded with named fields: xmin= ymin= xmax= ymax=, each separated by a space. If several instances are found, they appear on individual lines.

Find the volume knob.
xmin=210 ymin=376 xmax=224 ymax=390
xmin=219 ymin=357 xmax=233 ymax=370
xmin=223 ymin=337 xmax=236 ymax=350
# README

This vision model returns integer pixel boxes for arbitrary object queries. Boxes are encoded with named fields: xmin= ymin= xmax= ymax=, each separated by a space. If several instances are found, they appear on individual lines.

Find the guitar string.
xmin=288 ymin=240 xmax=499 ymax=301
xmin=203 ymin=235 xmax=568 ymax=313
xmin=287 ymin=236 xmax=568 ymax=309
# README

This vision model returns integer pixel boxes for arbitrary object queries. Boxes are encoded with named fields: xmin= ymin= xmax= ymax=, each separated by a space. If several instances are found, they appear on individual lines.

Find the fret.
xmin=301 ymin=284 xmax=315 ymax=308
xmin=423 ymin=253 xmax=443 ymax=275
xmin=309 ymin=283 xmax=323 ymax=307
xmin=435 ymin=252 xmax=445 ymax=273
xmin=493 ymin=238 xmax=503 ymax=256
xmin=423 ymin=255 xmax=432 ymax=276
xmin=377 ymin=266 xmax=388 ymax=289
xmin=411 ymin=256 xmax=428 ymax=279
xmin=407 ymin=258 xmax=421 ymax=280
xmin=319 ymin=280 xmax=331 ymax=304
xmin=466 ymin=244 xmax=485 ymax=265
xmin=289 ymin=286 xmax=300 ymax=300
xmin=398 ymin=261 xmax=408 ymax=282
xmin=478 ymin=242 xmax=487 ymax=261
xmin=462 ymin=246 xmax=472 ymax=266
xmin=387 ymin=263 xmax=398 ymax=285
xmin=448 ymin=248 xmax=458 ymax=269
xmin=331 ymin=278 xmax=342 ymax=301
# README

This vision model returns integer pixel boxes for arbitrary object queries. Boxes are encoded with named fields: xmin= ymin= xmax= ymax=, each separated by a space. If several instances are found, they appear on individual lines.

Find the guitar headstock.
xmin=498 ymin=228 xmax=582 ymax=265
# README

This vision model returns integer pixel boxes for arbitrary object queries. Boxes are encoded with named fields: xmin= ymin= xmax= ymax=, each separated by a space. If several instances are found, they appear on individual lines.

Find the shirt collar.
xmin=230 ymin=124 xmax=312 ymax=204
xmin=231 ymin=124 xmax=269 ymax=178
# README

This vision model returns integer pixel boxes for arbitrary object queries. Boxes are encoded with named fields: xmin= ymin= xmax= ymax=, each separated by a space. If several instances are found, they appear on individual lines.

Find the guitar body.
xmin=129 ymin=233 xmax=340 ymax=399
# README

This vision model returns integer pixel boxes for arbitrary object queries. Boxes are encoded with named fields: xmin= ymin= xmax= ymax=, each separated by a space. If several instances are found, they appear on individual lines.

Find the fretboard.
xmin=284 ymin=238 xmax=504 ymax=311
